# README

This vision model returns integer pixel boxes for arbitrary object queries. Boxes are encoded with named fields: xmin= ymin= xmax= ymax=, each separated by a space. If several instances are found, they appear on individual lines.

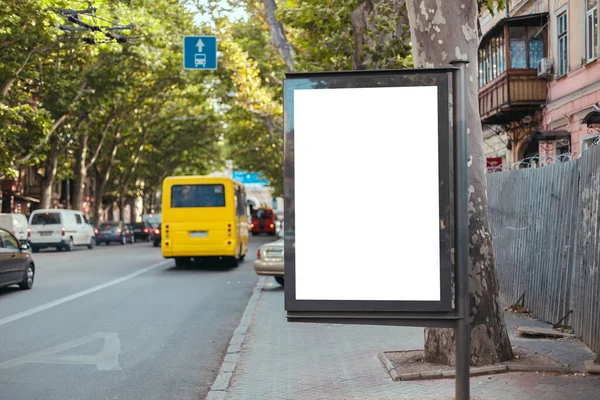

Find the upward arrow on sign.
xmin=196 ymin=39 xmax=204 ymax=52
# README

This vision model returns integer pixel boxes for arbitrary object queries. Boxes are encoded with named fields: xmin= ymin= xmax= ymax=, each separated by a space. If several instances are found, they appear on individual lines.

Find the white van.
xmin=0 ymin=213 xmax=29 ymax=244
xmin=29 ymin=209 xmax=95 ymax=252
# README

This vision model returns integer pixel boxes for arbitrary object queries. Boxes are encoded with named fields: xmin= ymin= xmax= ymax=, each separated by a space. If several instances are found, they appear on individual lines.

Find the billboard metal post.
xmin=450 ymin=60 xmax=470 ymax=400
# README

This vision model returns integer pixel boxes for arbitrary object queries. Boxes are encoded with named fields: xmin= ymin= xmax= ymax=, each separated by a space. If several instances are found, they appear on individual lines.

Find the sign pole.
xmin=450 ymin=59 xmax=470 ymax=400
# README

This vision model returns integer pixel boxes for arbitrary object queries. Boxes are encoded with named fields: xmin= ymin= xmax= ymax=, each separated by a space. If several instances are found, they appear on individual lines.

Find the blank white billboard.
xmin=294 ymin=86 xmax=441 ymax=301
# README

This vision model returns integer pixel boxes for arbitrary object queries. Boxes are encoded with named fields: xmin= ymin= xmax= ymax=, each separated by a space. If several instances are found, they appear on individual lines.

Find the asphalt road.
xmin=0 ymin=236 xmax=275 ymax=400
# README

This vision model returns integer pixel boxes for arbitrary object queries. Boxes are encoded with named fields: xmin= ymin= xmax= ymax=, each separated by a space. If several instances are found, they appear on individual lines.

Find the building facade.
xmin=543 ymin=0 xmax=600 ymax=158
xmin=479 ymin=0 xmax=600 ymax=171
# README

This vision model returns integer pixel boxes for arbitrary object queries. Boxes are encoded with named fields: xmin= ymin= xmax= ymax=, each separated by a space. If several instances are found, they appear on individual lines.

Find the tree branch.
xmin=267 ymin=72 xmax=283 ymax=86
xmin=101 ymin=129 xmax=121 ymax=184
xmin=1 ymin=46 xmax=51 ymax=98
xmin=0 ymin=38 xmax=20 ymax=48
xmin=262 ymin=0 xmax=296 ymax=72
xmin=16 ymin=54 xmax=106 ymax=165
xmin=86 ymin=107 xmax=118 ymax=169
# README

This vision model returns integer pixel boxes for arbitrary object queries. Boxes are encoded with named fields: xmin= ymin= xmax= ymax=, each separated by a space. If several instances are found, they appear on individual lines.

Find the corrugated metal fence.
xmin=487 ymin=144 xmax=600 ymax=354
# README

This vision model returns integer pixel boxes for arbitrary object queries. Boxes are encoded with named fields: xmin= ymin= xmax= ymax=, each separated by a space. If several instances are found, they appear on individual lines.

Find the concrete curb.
xmin=379 ymin=351 xmax=573 ymax=382
xmin=378 ymin=352 xmax=400 ymax=381
xmin=205 ymin=276 xmax=267 ymax=400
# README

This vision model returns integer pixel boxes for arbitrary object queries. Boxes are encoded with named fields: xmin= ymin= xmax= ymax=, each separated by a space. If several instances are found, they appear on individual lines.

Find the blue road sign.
xmin=232 ymin=171 xmax=270 ymax=186
xmin=184 ymin=36 xmax=217 ymax=70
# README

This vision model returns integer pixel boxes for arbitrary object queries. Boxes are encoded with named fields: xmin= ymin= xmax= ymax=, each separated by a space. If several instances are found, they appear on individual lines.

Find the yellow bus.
xmin=161 ymin=176 xmax=249 ymax=267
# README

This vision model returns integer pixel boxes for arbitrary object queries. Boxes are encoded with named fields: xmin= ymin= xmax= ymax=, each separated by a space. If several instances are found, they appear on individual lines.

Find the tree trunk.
xmin=148 ymin=189 xmax=154 ymax=213
xmin=72 ymin=132 xmax=89 ymax=211
xmin=262 ymin=0 xmax=296 ymax=72
xmin=351 ymin=1 xmax=374 ymax=70
xmin=40 ymin=138 xmax=59 ymax=209
xmin=116 ymin=127 xmax=149 ymax=222
xmin=91 ymin=132 xmax=120 ymax=225
xmin=405 ymin=0 xmax=512 ymax=366
xmin=119 ymin=196 xmax=127 ymax=223
xmin=127 ymin=197 xmax=135 ymax=224
xmin=108 ymin=203 xmax=114 ymax=221
xmin=92 ymin=168 xmax=105 ymax=226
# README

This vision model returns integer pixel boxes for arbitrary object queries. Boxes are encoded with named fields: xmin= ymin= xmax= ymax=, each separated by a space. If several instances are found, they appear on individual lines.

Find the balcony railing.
xmin=479 ymin=70 xmax=547 ymax=125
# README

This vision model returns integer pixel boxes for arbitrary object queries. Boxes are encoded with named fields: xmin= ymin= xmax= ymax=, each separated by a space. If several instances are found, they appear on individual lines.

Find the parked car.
xmin=254 ymin=233 xmax=284 ymax=286
xmin=29 ymin=209 xmax=95 ymax=252
xmin=94 ymin=221 xmax=135 ymax=245
xmin=0 ymin=213 xmax=29 ymax=244
xmin=150 ymin=224 xmax=161 ymax=247
xmin=132 ymin=222 xmax=152 ymax=241
xmin=0 ymin=228 xmax=35 ymax=290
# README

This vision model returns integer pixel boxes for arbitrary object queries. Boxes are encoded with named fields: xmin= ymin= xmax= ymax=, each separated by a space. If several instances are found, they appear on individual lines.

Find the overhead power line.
xmin=53 ymin=1 xmax=136 ymax=45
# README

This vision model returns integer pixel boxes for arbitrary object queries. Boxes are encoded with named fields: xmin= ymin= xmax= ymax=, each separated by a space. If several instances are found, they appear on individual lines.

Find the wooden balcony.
xmin=479 ymin=70 xmax=547 ymax=125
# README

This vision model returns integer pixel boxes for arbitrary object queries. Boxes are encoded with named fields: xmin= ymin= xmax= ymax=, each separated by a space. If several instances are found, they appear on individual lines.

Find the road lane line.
xmin=0 ymin=260 xmax=172 ymax=327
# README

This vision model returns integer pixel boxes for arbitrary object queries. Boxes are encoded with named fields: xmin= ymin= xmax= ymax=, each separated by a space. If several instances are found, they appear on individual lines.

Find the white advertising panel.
xmin=293 ymin=86 xmax=441 ymax=301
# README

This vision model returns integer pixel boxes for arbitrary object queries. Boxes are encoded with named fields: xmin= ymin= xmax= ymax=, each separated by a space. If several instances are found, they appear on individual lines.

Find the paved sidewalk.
xmin=504 ymin=311 xmax=597 ymax=372
xmin=224 ymin=278 xmax=600 ymax=400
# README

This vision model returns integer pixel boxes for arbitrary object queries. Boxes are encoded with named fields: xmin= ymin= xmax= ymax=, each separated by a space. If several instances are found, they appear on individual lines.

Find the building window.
xmin=555 ymin=138 xmax=570 ymax=156
xmin=582 ymin=133 xmax=600 ymax=150
xmin=557 ymin=12 xmax=568 ymax=76
xmin=478 ymin=31 xmax=506 ymax=87
xmin=509 ymin=26 xmax=546 ymax=69
xmin=510 ymin=27 xmax=528 ymax=68
xmin=586 ymin=0 xmax=599 ymax=62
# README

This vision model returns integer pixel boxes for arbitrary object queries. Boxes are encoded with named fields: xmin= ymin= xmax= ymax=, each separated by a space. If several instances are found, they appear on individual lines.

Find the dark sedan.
xmin=0 ymin=228 xmax=35 ymax=290
xmin=132 ymin=222 xmax=152 ymax=241
xmin=94 ymin=222 xmax=135 ymax=245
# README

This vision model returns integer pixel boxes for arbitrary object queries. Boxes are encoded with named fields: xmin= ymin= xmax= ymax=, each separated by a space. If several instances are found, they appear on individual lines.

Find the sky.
xmin=184 ymin=0 xmax=247 ymax=27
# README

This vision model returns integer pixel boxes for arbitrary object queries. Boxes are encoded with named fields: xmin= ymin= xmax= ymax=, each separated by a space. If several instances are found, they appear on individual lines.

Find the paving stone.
xmin=397 ymin=372 xmax=419 ymax=381
xmin=441 ymin=370 xmax=456 ymax=378
xmin=517 ymin=326 xmax=575 ymax=338
xmin=229 ymin=334 xmax=245 ymax=346
xmin=584 ymin=360 xmax=600 ymax=374
xmin=220 ymin=360 xmax=239 ymax=373
xmin=211 ymin=371 xmax=233 ymax=391
xmin=205 ymin=391 xmax=227 ymax=400
xmin=471 ymin=365 xmax=507 ymax=376
xmin=226 ymin=343 xmax=241 ymax=354
xmin=378 ymin=352 xmax=394 ymax=372
xmin=420 ymin=371 xmax=444 ymax=380
xmin=508 ymin=364 xmax=571 ymax=373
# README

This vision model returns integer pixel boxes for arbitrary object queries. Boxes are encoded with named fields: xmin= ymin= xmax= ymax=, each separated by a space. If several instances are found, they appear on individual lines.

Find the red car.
xmin=250 ymin=208 xmax=276 ymax=236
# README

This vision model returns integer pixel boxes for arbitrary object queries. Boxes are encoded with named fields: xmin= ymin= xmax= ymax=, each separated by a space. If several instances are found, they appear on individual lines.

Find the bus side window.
xmin=235 ymin=187 xmax=243 ymax=217
xmin=242 ymin=192 xmax=247 ymax=216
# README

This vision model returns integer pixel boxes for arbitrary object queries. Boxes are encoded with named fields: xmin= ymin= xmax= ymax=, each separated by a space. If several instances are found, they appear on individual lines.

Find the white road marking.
xmin=0 ymin=332 xmax=121 ymax=370
xmin=0 ymin=260 xmax=171 ymax=326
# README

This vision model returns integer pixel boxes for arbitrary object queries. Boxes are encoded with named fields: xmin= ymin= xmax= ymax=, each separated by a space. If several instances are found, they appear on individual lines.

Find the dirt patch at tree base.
xmin=380 ymin=346 xmax=573 ymax=381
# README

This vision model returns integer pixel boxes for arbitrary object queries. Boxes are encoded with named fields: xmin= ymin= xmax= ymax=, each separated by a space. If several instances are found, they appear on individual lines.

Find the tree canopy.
xmin=1 ymin=0 xmax=225 ymax=217
xmin=2 ymin=0 xmax=503 ymax=215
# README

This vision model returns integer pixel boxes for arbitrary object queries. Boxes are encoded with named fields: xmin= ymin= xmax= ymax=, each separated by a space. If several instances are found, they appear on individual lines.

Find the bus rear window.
xmin=31 ymin=212 xmax=61 ymax=225
xmin=171 ymin=184 xmax=225 ymax=208
xmin=253 ymin=209 xmax=273 ymax=219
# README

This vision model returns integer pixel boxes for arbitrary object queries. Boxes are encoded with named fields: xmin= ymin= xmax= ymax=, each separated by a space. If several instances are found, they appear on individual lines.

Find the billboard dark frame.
xmin=283 ymin=69 xmax=456 ymax=319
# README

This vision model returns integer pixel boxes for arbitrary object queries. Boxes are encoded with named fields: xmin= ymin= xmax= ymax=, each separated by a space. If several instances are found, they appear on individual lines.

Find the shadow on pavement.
xmin=0 ymin=286 xmax=22 ymax=297
xmin=163 ymin=258 xmax=242 ymax=273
